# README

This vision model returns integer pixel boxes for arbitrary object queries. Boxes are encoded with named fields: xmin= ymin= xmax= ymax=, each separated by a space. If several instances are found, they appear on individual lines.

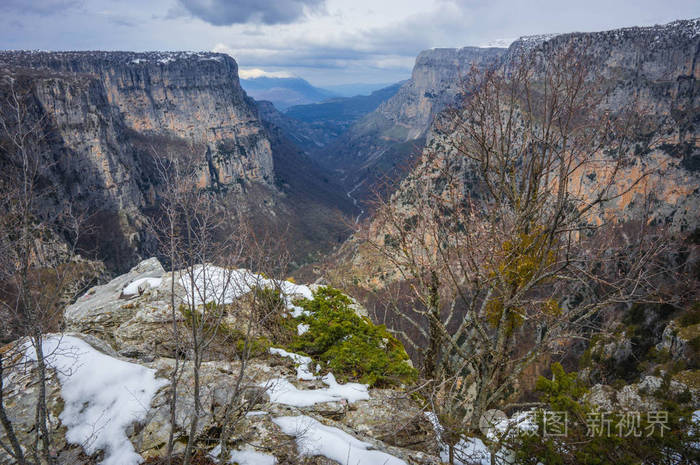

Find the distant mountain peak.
xmin=240 ymin=75 xmax=337 ymax=111
xmin=238 ymin=67 xmax=295 ymax=79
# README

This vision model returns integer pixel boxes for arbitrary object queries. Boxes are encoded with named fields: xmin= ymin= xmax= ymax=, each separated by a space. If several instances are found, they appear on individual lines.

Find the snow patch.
xmin=229 ymin=449 xmax=277 ymax=465
xmin=262 ymin=375 xmax=368 ymax=407
xmin=297 ymin=323 xmax=309 ymax=335
xmin=425 ymin=412 xmax=490 ymax=465
xmin=321 ymin=372 xmax=370 ymax=403
xmin=478 ymin=38 xmax=516 ymax=48
xmin=272 ymin=415 xmax=406 ymax=465
xmin=424 ymin=410 xmax=536 ymax=465
xmin=210 ymin=444 xmax=277 ymax=465
xmin=289 ymin=305 xmax=310 ymax=318
xmin=269 ymin=347 xmax=315 ymax=380
xmin=177 ymin=265 xmax=312 ymax=310
xmin=24 ymin=336 xmax=167 ymax=465
xmin=123 ymin=277 xmax=162 ymax=296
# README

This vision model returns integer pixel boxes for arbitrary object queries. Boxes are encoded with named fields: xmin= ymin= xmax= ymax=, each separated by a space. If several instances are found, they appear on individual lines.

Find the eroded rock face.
xmin=1 ymin=260 xmax=441 ymax=465
xmin=374 ymin=47 xmax=507 ymax=142
xmin=320 ymin=46 xmax=507 ymax=202
xmin=0 ymin=51 xmax=274 ymax=187
xmin=0 ymin=51 xmax=277 ymax=272
xmin=338 ymin=18 xmax=700 ymax=292
xmin=657 ymin=320 xmax=700 ymax=361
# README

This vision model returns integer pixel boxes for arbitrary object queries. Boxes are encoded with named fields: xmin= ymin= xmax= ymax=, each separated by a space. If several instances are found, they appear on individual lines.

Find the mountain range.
xmin=240 ymin=76 xmax=338 ymax=110
xmin=2 ymin=18 xmax=698 ymax=274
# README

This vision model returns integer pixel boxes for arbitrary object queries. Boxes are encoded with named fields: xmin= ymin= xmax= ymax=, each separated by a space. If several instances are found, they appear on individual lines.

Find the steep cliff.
xmin=325 ymin=18 xmax=700 ymax=288
xmin=318 ymin=46 xmax=507 ymax=203
xmin=0 ymin=51 xmax=274 ymax=186
xmin=311 ymin=24 xmax=700 ymax=437
xmin=0 ymin=51 xmax=350 ymax=272
xmin=369 ymin=47 xmax=506 ymax=141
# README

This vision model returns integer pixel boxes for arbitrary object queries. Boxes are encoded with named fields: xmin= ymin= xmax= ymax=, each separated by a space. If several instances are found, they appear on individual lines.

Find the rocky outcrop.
xmin=0 ymin=258 xmax=440 ymax=465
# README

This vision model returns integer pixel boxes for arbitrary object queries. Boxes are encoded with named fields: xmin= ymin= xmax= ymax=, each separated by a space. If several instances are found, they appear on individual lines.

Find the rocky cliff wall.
xmin=0 ymin=52 xmax=304 ymax=271
xmin=319 ymin=47 xmax=506 ymax=203
xmin=371 ymin=46 xmax=506 ymax=141
xmin=0 ymin=51 xmax=274 ymax=186
xmin=0 ymin=51 xmax=348 ymax=272
xmin=329 ymin=18 xmax=700 ymax=290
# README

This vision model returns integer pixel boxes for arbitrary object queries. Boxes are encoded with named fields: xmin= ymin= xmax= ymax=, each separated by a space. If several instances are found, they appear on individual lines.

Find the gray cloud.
xmin=177 ymin=0 xmax=325 ymax=26
xmin=0 ymin=0 xmax=83 ymax=16
xmin=0 ymin=0 xmax=697 ymax=86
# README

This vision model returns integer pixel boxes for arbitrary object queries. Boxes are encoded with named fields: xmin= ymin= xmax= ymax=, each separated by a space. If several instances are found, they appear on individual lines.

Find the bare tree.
xmin=148 ymin=146 xmax=291 ymax=465
xmin=362 ymin=44 xmax=673 ymax=463
xmin=0 ymin=75 xmax=89 ymax=464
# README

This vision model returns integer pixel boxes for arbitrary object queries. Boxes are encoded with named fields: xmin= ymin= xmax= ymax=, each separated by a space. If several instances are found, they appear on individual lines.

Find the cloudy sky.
xmin=1 ymin=0 xmax=698 ymax=86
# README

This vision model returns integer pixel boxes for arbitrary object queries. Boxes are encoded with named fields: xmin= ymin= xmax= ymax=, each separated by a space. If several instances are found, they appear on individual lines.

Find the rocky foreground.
xmin=2 ymin=258 xmax=699 ymax=465
xmin=1 ymin=258 xmax=441 ymax=465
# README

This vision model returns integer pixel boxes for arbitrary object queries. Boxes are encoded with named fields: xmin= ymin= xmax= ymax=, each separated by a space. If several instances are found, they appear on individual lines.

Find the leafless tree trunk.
xmin=148 ymin=146 xmax=289 ymax=464
xmin=0 ymin=74 xmax=86 ymax=465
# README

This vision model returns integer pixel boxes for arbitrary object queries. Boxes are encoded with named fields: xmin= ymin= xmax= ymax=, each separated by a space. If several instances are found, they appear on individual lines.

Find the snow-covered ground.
xmin=210 ymin=444 xmax=277 ymax=465
xmin=122 ymin=277 xmax=162 ymax=296
xmin=266 ymin=347 xmax=369 ymax=406
xmin=176 ymin=264 xmax=312 ymax=309
xmin=269 ymin=347 xmax=316 ymax=380
xmin=424 ymin=409 xmax=536 ymax=465
xmin=24 ymin=336 xmax=167 ymax=465
xmin=425 ymin=412 xmax=490 ymax=465
xmin=263 ymin=374 xmax=368 ymax=407
xmin=273 ymin=415 xmax=407 ymax=465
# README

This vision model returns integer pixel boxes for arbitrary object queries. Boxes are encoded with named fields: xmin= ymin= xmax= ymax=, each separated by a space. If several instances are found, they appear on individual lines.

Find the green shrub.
xmin=678 ymin=302 xmax=700 ymax=327
xmin=179 ymin=303 xmax=271 ymax=359
xmin=289 ymin=286 xmax=417 ymax=387
xmin=516 ymin=363 xmax=700 ymax=464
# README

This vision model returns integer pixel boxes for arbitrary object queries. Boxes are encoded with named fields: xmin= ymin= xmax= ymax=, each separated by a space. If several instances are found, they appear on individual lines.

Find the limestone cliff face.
xmin=370 ymin=47 xmax=506 ymax=141
xmin=538 ymin=19 xmax=700 ymax=228
xmin=0 ymin=65 xmax=154 ymax=274
xmin=393 ymin=19 xmax=700 ymax=229
xmin=27 ymin=71 xmax=146 ymax=212
xmin=0 ymin=51 xmax=280 ymax=271
xmin=0 ymin=51 xmax=274 ymax=186
xmin=331 ymin=18 xmax=700 ymax=289
xmin=321 ymin=47 xmax=506 ymax=202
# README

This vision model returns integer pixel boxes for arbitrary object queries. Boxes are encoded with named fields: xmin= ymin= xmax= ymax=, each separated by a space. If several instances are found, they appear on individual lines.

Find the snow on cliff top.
xmin=0 ymin=50 xmax=231 ymax=67
xmin=513 ymin=17 xmax=699 ymax=48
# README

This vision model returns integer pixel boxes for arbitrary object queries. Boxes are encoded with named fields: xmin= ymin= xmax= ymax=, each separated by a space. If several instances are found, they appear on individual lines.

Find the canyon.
xmin=0 ymin=50 xmax=353 ymax=272
xmin=1 ymin=16 xmax=699 ymax=465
